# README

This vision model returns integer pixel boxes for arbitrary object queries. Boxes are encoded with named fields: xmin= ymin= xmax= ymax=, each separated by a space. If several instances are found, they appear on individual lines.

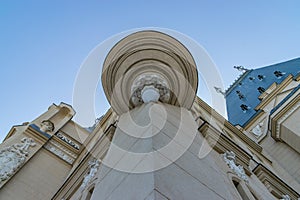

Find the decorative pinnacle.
xmin=214 ymin=87 xmax=225 ymax=96
xmin=234 ymin=65 xmax=249 ymax=72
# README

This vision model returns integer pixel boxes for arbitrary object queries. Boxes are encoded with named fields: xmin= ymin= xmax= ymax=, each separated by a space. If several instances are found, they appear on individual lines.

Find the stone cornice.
xmin=255 ymin=75 xmax=293 ymax=111
xmin=26 ymin=124 xmax=51 ymax=144
xmin=199 ymin=122 xmax=252 ymax=175
xmin=243 ymin=110 xmax=265 ymax=130
xmin=253 ymin=164 xmax=300 ymax=199
xmin=270 ymin=93 xmax=300 ymax=140
xmin=194 ymin=96 xmax=262 ymax=153
xmin=79 ymin=108 xmax=117 ymax=157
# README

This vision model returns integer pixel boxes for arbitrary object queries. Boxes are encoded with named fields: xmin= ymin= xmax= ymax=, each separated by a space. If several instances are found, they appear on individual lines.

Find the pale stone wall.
xmin=86 ymin=103 xmax=274 ymax=200
xmin=261 ymin=133 xmax=300 ymax=187
xmin=0 ymin=148 xmax=71 ymax=200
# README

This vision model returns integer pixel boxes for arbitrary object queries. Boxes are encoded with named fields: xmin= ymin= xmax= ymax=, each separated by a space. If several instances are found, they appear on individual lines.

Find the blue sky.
xmin=1 ymin=1 xmax=300 ymax=141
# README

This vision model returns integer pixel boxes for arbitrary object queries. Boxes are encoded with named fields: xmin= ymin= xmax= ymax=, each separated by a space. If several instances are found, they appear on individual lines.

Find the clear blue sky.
xmin=1 ymin=1 xmax=300 ymax=141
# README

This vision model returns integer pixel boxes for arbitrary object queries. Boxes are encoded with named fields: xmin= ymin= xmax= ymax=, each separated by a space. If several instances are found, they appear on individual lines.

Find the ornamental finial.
xmin=214 ymin=87 xmax=225 ymax=96
xmin=234 ymin=66 xmax=249 ymax=73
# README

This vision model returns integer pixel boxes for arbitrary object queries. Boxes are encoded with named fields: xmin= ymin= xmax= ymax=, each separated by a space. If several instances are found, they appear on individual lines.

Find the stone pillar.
xmin=92 ymin=101 xmax=247 ymax=199
xmin=91 ymin=30 xmax=241 ymax=199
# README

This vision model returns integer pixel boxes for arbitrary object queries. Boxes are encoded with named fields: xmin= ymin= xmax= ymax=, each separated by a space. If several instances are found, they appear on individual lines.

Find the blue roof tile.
xmin=226 ymin=58 xmax=300 ymax=126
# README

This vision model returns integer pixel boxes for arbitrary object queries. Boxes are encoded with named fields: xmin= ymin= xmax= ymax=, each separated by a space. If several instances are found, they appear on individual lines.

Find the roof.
xmin=226 ymin=57 xmax=300 ymax=126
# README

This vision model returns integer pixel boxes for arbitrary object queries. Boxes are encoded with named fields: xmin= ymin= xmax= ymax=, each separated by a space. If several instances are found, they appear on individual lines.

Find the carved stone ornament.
xmin=40 ymin=120 xmax=54 ymax=133
xmin=131 ymin=74 xmax=170 ymax=106
xmin=214 ymin=86 xmax=225 ymax=96
xmin=223 ymin=151 xmax=248 ymax=182
xmin=251 ymin=122 xmax=264 ymax=136
xmin=80 ymin=158 xmax=100 ymax=190
xmin=44 ymin=140 xmax=77 ymax=164
xmin=0 ymin=137 xmax=36 ymax=182
xmin=234 ymin=65 xmax=249 ymax=73
xmin=281 ymin=194 xmax=291 ymax=200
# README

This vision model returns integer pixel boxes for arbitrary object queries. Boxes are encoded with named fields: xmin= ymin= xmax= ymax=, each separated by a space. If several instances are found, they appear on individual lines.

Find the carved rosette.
xmin=131 ymin=74 xmax=170 ymax=105
xmin=0 ymin=137 xmax=36 ymax=182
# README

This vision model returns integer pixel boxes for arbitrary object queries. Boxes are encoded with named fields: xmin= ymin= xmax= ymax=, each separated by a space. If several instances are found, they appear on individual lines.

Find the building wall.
xmin=0 ymin=148 xmax=71 ymax=200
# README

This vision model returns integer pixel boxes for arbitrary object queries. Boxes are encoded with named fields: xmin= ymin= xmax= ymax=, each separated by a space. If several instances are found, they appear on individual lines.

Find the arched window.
xmin=232 ymin=179 xmax=256 ymax=200
xmin=86 ymin=187 xmax=94 ymax=200
xmin=257 ymin=87 xmax=265 ymax=94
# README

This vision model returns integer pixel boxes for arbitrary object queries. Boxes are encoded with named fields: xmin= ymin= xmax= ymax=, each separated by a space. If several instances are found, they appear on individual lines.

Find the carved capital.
xmin=131 ymin=74 xmax=170 ymax=105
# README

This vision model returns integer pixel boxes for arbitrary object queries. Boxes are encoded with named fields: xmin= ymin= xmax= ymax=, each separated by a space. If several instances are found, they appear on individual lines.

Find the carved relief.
xmin=223 ymin=151 xmax=248 ymax=182
xmin=44 ymin=140 xmax=77 ymax=164
xmin=0 ymin=137 xmax=36 ymax=182
xmin=80 ymin=158 xmax=100 ymax=190
xmin=251 ymin=122 xmax=264 ymax=136
xmin=40 ymin=120 xmax=54 ymax=133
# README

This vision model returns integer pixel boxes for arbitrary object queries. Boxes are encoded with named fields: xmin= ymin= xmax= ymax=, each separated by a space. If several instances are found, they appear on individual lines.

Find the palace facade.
xmin=0 ymin=31 xmax=299 ymax=200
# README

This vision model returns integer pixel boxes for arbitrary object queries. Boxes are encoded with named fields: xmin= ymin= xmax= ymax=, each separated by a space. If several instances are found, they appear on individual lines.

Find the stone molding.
xmin=255 ymin=75 xmax=293 ymax=111
xmin=253 ymin=164 xmax=300 ymax=199
xmin=270 ymin=94 xmax=300 ymax=141
xmin=199 ymin=122 xmax=252 ymax=174
xmin=194 ymin=96 xmax=263 ymax=153
xmin=44 ymin=140 xmax=77 ymax=164
xmin=275 ymin=101 xmax=300 ymax=139
xmin=102 ymin=30 xmax=198 ymax=115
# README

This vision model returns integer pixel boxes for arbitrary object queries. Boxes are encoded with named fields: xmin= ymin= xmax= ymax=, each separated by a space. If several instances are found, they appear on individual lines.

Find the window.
xmin=86 ymin=187 xmax=94 ymax=200
xmin=236 ymin=90 xmax=245 ymax=99
xmin=257 ymin=87 xmax=265 ymax=94
xmin=240 ymin=104 xmax=250 ymax=112
xmin=257 ymin=75 xmax=265 ymax=80
xmin=274 ymin=70 xmax=285 ymax=78
xmin=233 ymin=180 xmax=256 ymax=200
xmin=249 ymin=77 xmax=255 ymax=81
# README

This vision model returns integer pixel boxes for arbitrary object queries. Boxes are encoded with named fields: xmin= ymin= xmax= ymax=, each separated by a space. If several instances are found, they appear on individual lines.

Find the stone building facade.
xmin=0 ymin=31 xmax=299 ymax=200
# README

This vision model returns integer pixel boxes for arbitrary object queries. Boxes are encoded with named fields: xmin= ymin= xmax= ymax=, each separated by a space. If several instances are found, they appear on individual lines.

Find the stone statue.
xmin=40 ymin=120 xmax=54 ymax=133
xmin=223 ymin=151 xmax=248 ymax=182
xmin=80 ymin=158 xmax=100 ymax=190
